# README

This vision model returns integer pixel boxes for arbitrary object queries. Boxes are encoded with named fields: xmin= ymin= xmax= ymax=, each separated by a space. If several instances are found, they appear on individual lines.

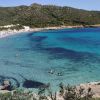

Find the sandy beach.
xmin=1 ymin=24 xmax=100 ymax=39
xmin=0 ymin=25 xmax=84 ymax=38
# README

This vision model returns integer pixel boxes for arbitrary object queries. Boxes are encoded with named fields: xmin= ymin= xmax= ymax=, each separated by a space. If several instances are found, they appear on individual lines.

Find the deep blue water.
xmin=0 ymin=28 xmax=100 ymax=90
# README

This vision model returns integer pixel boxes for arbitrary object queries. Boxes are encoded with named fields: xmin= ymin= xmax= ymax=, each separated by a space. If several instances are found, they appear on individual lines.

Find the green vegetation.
xmin=9 ymin=25 xmax=24 ymax=30
xmin=0 ymin=90 xmax=33 ymax=100
xmin=0 ymin=3 xmax=100 ymax=28
xmin=0 ymin=25 xmax=24 ymax=31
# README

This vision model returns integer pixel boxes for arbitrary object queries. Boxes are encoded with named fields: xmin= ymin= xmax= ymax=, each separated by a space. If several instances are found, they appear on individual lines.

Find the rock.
xmin=3 ymin=80 xmax=10 ymax=86
xmin=1 ymin=80 xmax=12 ymax=91
xmin=23 ymin=80 xmax=47 ymax=88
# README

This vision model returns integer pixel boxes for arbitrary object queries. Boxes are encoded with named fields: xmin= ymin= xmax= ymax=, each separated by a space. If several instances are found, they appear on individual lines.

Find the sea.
xmin=0 ymin=28 xmax=100 ymax=91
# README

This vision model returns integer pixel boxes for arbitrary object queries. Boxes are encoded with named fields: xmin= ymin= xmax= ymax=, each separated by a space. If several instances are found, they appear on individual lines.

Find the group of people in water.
xmin=48 ymin=69 xmax=63 ymax=76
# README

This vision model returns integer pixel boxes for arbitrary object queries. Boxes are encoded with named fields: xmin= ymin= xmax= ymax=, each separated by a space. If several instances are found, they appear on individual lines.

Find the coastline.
xmin=1 ymin=81 xmax=100 ymax=99
xmin=1 ymin=24 xmax=100 ymax=39
xmin=0 ymin=25 xmax=84 ymax=38
xmin=77 ymin=81 xmax=100 ymax=98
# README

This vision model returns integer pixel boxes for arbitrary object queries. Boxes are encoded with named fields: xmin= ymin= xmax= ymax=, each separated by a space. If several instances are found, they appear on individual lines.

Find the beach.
xmin=0 ymin=25 xmax=84 ymax=38
xmin=1 ymin=24 xmax=100 ymax=39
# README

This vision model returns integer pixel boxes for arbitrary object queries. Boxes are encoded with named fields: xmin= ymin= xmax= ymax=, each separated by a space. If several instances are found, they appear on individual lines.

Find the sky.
xmin=0 ymin=0 xmax=100 ymax=11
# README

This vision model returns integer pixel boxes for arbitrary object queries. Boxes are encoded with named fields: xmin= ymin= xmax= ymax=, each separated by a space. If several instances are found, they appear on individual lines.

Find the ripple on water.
xmin=0 ymin=28 xmax=100 ymax=91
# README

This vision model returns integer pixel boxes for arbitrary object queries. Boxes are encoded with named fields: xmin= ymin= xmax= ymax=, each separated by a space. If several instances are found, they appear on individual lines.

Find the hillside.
xmin=0 ymin=3 xmax=100 ymax=27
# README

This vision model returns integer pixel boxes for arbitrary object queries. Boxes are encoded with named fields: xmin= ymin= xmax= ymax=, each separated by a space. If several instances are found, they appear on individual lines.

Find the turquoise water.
xmin=0 ymin=28 xmax=100 ymax=90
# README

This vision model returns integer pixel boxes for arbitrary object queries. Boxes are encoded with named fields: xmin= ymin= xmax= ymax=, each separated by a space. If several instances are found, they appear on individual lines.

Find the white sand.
xmin=0 ymin=25 xmax=84 ymax=38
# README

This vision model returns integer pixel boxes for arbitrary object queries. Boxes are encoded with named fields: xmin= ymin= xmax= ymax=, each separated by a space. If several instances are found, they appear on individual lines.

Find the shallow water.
xmin=0 ymin=28 xmax=100 ymax=91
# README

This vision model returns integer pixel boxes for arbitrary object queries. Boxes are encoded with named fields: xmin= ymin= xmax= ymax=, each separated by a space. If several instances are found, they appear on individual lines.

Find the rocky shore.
xmin=0 ymin=81 xmax=100 ymax=99
xmin=78 ymin=81 xmax=100 ymax=98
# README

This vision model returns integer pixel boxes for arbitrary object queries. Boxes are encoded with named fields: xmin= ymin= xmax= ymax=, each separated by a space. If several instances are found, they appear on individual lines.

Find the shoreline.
xmin=0 ymin=25 xmax=84 ymax=38
xmin=77 ymin=81 xmax=100 ymax=98
xmin=0 ymin=25 xmax=100 ymax=39
xmin=0 ymin=81 xmax=100 ymax=98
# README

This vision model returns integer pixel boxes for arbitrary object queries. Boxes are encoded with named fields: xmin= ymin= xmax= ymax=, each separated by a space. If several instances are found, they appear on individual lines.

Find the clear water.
xmin=0 ymin=28 xmax=100 ymax=91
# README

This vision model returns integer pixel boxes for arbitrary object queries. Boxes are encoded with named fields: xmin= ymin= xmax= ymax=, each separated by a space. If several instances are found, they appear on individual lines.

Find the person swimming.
xmin=15 ymin=53 xmax=20 ymax=57
xmin=48 ymin=69 xmax=55 ymax=74
xmin=48 ymin=69 xmax=63 ymax=76
xmin=57 ymin=72 xmax=63 ymax=76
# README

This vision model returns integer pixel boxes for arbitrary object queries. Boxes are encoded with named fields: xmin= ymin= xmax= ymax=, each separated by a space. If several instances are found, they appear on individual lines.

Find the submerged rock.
xmin=23 ymin=80 xmax=49 ymax=89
